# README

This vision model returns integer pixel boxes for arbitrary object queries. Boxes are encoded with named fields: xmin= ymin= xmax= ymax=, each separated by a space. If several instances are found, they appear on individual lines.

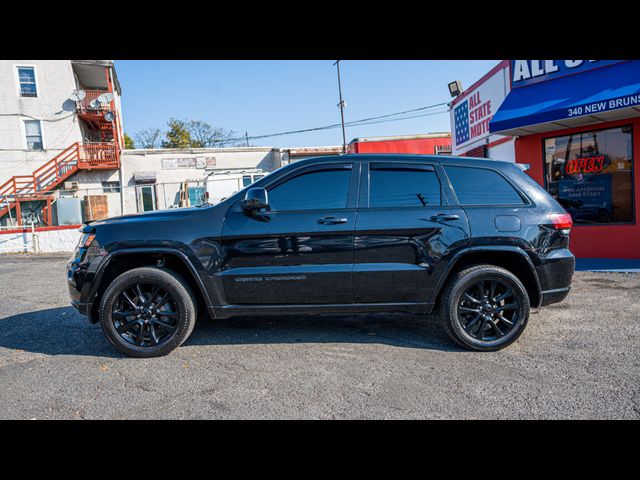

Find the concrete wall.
xmin=118 ymin=147 xmax=283 ymax=212
xmin=0 ymin=60 xmax=83 ymax=183
xmin=0 ymin=226 xmax=80 ymax=253
xmin=121 ymin=147 xmax=280 ymax=184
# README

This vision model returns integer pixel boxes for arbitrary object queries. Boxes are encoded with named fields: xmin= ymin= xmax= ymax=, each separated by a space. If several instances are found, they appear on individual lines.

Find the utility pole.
xmin=245 ymin=131 xmax=250 ymax=147
xmin=334 ymin=60 xmax=347 ymax=153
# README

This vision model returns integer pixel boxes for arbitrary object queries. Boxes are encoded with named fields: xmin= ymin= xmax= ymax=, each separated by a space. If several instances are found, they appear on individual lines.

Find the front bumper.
xmin=67 ymin=243 xmax=105 ymax=323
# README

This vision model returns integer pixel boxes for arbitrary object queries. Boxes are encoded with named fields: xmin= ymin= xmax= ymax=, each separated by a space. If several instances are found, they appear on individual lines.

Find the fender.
xmin=426 ymin=245 xmax=543 ymax=310
xmin=86 ymin=247 xmax=214 ymax=322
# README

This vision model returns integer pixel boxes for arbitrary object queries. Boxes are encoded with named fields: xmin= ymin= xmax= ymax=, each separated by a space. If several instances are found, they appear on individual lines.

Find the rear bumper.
xmin=534 ymin=248 xmax=575 ymax=307
xmin=539 ymin=286 xmax=571 ymax=306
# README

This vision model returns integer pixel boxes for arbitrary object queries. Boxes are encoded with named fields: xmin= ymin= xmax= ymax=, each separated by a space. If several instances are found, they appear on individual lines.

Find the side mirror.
xmin=240 ymin=187 xmax=269 ymax=212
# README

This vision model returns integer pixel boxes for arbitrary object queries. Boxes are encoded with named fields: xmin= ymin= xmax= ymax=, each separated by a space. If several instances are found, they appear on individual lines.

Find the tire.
xmin=439 ymin=264 xmax=530 ymax=351
xmin=99 ymin=267 xmax=197 ymax=358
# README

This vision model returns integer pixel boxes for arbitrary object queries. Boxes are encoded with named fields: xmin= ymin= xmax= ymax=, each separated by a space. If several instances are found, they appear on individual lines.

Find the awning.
xmin=133 ymin=172 xmax=157 ymax=184
xmin=490 ymin=61 xmax=640 ymax=136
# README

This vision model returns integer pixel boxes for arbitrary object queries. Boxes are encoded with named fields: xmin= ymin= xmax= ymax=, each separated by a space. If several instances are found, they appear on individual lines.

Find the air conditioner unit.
xmin=64 ymin=181 xmax=79 ymax=190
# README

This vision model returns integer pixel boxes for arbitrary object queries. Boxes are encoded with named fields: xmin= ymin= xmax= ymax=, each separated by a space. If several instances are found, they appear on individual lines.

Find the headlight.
xmin=78 ymin=233 xmax=96 ymax=248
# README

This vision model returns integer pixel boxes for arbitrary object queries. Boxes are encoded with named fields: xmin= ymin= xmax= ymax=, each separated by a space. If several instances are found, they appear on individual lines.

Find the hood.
xmin=89 ymin=206 xmax=211 ymax=228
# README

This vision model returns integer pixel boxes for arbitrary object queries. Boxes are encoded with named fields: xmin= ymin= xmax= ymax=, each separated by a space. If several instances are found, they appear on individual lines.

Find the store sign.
xmin=558 ymin=175 xmax=613 ymax=223
xmin=510 ymin=60 xmax=622 ymax=88
xmin=565 ymin=156 xmax=606 ymax=175
xmin=565 ymin=94 xmax=640 ymax=118
xmin=451 ymin=66 xmax=508 ymax=149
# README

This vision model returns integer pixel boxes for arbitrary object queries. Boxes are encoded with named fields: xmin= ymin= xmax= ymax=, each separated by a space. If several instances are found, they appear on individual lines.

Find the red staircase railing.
xmin=0 ymin=142 xmax=119 ymax=225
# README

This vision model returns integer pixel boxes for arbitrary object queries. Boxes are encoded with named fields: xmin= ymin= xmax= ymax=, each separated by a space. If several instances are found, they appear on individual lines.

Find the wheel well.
xmin=90 ymin=252 xmax=208 ymax=323
xmin=433 ymin=250 xmax=540 ymax=310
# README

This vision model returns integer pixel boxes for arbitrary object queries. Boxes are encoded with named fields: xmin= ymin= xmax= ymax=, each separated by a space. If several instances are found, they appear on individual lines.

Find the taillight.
xmin=549 ymin=213 xmax=573 ymax=234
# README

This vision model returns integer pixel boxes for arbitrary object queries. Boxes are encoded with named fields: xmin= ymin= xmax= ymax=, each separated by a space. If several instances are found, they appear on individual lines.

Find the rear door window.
xmin=369 ymin=164 xmax=441 ymax=207
xmin=444 ymin=166 xmax=525 ymax=205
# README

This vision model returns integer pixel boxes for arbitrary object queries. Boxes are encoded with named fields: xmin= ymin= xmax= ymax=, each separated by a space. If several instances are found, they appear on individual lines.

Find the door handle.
xmin=317 ymin=216 xmax=348 ymax=225
xmin=430 ymin=213 xmax=460 ymax=221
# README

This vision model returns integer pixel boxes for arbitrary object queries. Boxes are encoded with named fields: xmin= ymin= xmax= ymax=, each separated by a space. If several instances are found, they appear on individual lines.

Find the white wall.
xmin=488 ymin=139 xmax=516 ymax=162
xmin=0 ymin=227 xmax=80 ymax=253
xmin=119 ymin=147 xmax=282 ymax=212
xmin=0 ymin=60 xmax=83 ymax=183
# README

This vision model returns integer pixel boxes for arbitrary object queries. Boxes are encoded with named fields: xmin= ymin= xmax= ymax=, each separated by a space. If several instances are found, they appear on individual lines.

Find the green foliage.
xmin=124 ymin=133 xmax=135 ymax=149
xmin=162 ymin=118 xmax=194 ymax=149
xmin=135 ymin=118 xmax=240 ymax=150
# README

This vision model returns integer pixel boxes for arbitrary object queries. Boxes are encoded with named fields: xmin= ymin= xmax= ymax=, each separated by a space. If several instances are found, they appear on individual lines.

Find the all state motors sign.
xmin=510 ymin=60 xmax=623 ymax=88
xmin=451 ymin=64 xmax=509 ymax=152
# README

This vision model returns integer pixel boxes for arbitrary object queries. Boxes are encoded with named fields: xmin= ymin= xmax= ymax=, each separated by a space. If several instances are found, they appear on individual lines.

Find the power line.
xmin=229 ymin=101 xmax=449 ymax=143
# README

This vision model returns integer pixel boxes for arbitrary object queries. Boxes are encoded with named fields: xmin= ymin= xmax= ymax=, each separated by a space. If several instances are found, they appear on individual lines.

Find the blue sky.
xmin=116 ymin=60 xmax=499 ymax=148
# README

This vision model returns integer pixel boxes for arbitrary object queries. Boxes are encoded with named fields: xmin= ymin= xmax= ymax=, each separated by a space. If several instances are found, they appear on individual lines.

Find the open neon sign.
xmin=565 ymin=156 xmax=606 ymax=175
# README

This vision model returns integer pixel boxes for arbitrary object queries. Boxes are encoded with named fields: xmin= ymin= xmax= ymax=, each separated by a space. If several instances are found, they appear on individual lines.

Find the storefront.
xmin=481 ymin=60 xmax=640 ymax=259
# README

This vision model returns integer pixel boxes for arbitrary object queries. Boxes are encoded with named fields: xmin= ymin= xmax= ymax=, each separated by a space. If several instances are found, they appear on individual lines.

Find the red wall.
xmin=348 ymin=136 xmax=451 ymax=154
xmin=514 ymin=117 xmax=640 ymax=259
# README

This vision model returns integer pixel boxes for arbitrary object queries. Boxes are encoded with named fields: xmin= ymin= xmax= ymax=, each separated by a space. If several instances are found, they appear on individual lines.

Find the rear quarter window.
xmin=444 ymin=166 xmax=525 ymax=206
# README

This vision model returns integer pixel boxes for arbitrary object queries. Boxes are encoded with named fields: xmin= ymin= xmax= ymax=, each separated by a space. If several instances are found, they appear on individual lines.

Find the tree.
xmin=162 ymin=118 xmax=193 ymax=149
xmin=123 ymin=133 xmax=135 ymax=149
xmin=134 ymin=128 xmax=163 ymax=149
xmin=187 ymin=120 xmax=237 ymax=148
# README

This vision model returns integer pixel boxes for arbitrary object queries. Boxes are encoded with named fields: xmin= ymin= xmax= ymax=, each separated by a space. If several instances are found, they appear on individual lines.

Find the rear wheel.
xmin=99 ymin=267 xmax=197 ymax=358
xmin=440 ymin=265 xmax=530 ymax=351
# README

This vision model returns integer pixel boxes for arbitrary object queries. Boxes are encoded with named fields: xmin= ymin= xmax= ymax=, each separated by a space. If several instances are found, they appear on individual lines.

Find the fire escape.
xmin=0 ymin=67 xmax=122 ymax=227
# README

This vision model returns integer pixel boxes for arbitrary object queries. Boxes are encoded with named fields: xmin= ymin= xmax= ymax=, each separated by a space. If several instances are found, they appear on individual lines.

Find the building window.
xmin=242 ymin=174 xmax=265 ymax=187
xmin=543 ymin=125 xmax=634 ymax=225
xmin=17 ymin=66 xmax=37 ymax=97
xmin=101 ymin=181 xmax=121 ymax=193
xmin=24 ymin=120 xmax=43 ymax=150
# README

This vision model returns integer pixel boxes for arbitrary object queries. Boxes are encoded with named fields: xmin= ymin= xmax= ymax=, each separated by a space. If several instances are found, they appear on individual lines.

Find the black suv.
xmin=67 ymin=155 xmax=575 ymax=357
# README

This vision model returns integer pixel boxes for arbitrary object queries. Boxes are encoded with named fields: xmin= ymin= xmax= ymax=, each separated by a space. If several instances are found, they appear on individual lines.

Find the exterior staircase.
xmin=0 ymin=142 xmax=119 ymax=226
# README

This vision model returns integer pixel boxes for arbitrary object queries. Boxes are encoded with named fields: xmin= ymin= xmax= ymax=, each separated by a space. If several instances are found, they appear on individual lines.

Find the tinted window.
xmin=445 ymin=166 xmax=524 ymax=205
xmin=369 ymin=166 xmax=441 ymax=207
xmin=268 ymin=167 xmax=351 ymax=211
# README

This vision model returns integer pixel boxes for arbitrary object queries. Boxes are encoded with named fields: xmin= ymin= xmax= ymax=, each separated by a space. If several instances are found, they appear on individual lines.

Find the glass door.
xmin=136 ymin=185 xmax=156 ymax=212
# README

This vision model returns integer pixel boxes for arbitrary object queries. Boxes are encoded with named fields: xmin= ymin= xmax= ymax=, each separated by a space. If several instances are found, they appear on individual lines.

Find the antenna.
xmin=69 ymin=90 xmax=86 ymax=102
xmin=97 ymin=92 xmax=114 ymax=104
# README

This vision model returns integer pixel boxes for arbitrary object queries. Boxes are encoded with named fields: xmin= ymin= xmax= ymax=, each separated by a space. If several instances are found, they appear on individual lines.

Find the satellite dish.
xmin=69 ymin=90 xmax=86 ymax=102
xmin=90 ymin=99 xmax=101 ymax=109
xmin=103 ymin=111 xmax=115 ymax=122
xmin=97 ymin=92 xmax=114 ymax=104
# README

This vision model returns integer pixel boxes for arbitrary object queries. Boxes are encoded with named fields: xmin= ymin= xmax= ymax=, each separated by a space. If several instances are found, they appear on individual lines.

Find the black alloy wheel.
xmin=100 ymin=267 xmax=197 ymax=358
xmin=440 ymin=264 xmax=530 ymax=351
xmin=457 ymin=279 xmax=519 ymax=341
xmin=112 ymin=282 xmax=179 ymax=347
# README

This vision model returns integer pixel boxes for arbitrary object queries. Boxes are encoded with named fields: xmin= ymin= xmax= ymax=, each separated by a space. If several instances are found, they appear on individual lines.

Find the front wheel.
xmin=99 ymin=267 xmax=197 ymax=358
xmin=439 ymin=265 xmax=530 ymax=351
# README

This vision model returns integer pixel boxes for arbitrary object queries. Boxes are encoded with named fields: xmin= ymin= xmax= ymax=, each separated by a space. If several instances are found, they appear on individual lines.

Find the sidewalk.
xmin=576 ymin=258 xmax=640 ymax=273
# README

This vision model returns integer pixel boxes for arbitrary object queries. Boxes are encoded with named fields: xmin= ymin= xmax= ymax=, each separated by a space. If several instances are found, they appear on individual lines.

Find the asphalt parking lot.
xmin=0 ymin=254 xmax=638 ymax=419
